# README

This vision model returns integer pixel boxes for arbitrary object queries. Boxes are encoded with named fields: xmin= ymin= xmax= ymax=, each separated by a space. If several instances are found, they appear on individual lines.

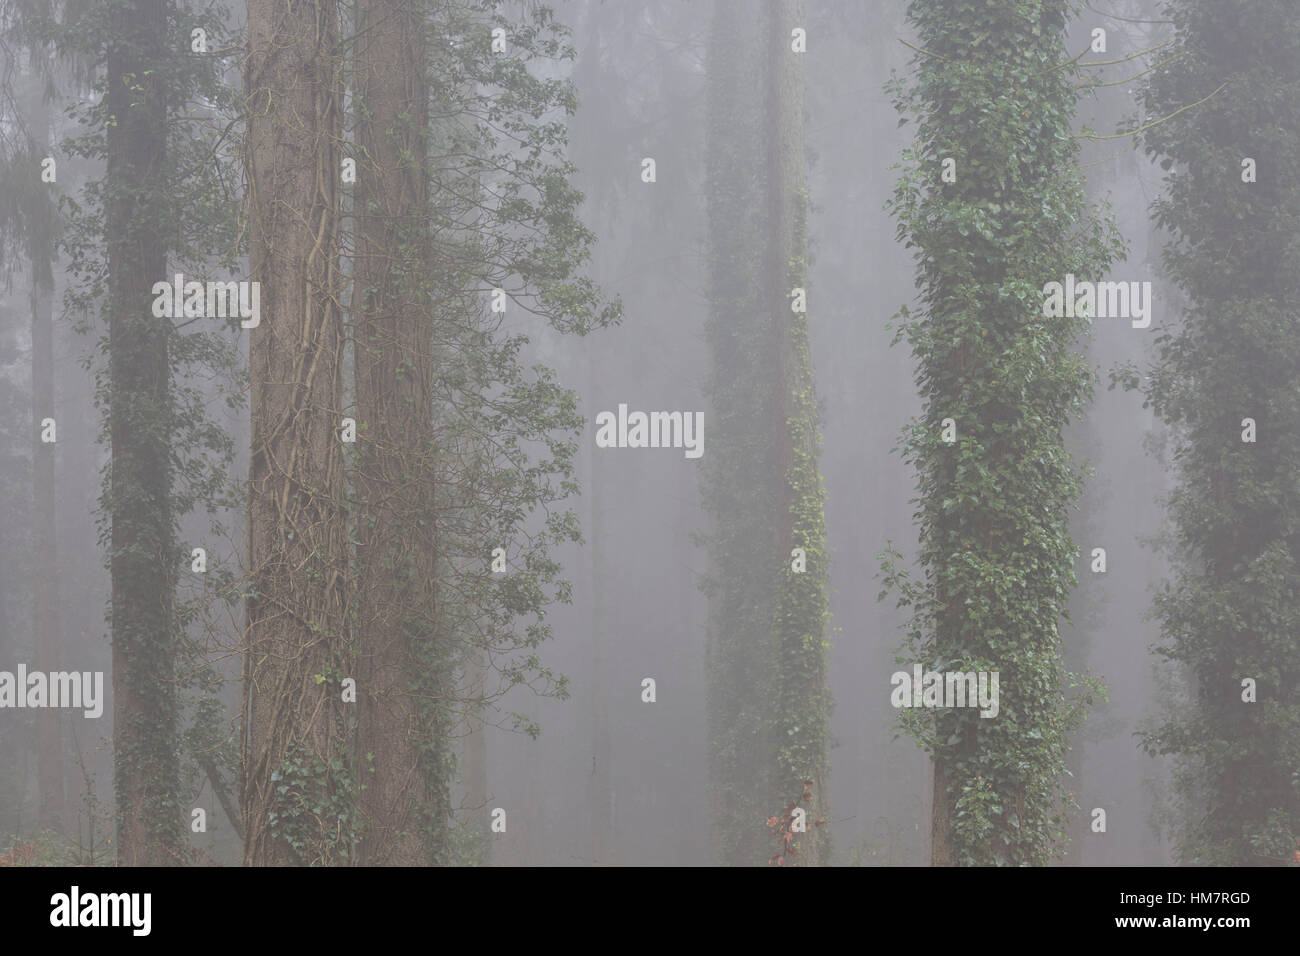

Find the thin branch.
xmin=899 ymin=38 xmax=950 ymax=62
xmin=1075 ymin=81 xmax=1228 ymax=141
xmin=1079 ymin=51 xmax=1185 ymax=89
xmin=1077 ymin=39 xmax=1173 ymax=68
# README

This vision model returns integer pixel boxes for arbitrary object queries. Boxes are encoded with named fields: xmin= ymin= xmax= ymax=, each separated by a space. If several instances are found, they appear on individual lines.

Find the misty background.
xmin=0 ymin=0 xmax=1188 ymax=865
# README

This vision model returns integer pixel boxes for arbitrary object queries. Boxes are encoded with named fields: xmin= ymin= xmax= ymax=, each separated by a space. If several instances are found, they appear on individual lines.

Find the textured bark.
xmin=106 ymin=0 xmax=183 ymax=865
xmin=930 ymin=758 xmax=953 ymax=866
xmin=242 ymin=0 xmax=348 ymax=866
xmin=352 ymin=0 xmax=436 ymax=866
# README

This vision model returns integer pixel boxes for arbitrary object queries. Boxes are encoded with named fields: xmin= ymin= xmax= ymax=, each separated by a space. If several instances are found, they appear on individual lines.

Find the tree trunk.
xmin=243 ymin=0 xmax=348 ymax=866
xmin=30 ymin=91 xmax=63 ymax=834
xmin=930 ymin=758 xmax=953 ymax=865
xmin=352 ymin=0 xmax=437 ymax=866
xmin=587 ymin=393 xmax=613 ymax=865
xmin=766 ymin=0 xmax=831 ymax=865
xmin=461 ymin=648 xmax=489 ymax=863
xmin=106 ymin=0 xmax=183 ymax=866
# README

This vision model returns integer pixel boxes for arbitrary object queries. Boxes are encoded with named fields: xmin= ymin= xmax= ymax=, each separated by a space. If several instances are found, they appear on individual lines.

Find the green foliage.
xmin=267 ymin=745 xmax=356 ymax=866
xmin=346 ymin=0 xmax=619 ymax=862
xmin=884 ymin=0 xmax=1121 ymax=865
xmin=51 ymin=0 xmax=243 ymax=861
xmin=1129 ymin=0 xmax=1300 ymax=866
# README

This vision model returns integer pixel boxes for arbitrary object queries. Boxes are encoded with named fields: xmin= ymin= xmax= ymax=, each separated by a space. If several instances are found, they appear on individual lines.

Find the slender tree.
xmin=42 ymin=0 xmax=240 ymax=864
xmin=703 ymin=0 xmax=831 ymax=866
xmin=102 ymin=0 xmax=185 ymax=865
xmin=29 ymin=80 xmax=62 ymax=834
xmin=0 ymin=5 xmax=64 ymax=832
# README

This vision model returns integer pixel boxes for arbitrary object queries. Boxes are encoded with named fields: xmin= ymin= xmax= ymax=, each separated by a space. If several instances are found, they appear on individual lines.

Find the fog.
xmin=0 ymin=0 xmax=1259 ymax=867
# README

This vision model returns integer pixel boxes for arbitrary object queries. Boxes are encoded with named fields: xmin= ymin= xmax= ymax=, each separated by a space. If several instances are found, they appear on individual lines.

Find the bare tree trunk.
xmin=243 ymin=0 xmax=348 ymax=866
xmin=587 ymin=404 xmax=613 ymax=865
xmin=106 ymin=0 xmax=183 ymax=866
xmin=930 ymin=758 xmax=953 ymax=865
xmin=460 ymin=649 xmax=489 ymax=863
xmin=351 ymin=0 xmax=437 ymax=867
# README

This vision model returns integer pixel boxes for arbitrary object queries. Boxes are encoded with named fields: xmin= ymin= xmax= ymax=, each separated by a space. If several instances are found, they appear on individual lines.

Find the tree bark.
xmin=352 ymin=0 xmax=437 ymax=866
xmin=243 ymin=0 xmax=348 ymax=866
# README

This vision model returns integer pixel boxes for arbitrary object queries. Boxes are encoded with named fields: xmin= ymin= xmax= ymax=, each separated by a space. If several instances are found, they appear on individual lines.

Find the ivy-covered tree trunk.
xmin=105 ymin=0 xmax=184 ymax=866
xmin=1137 ymin=0 xmax=1300 ymax=866
xmin=242 ymin=0 xmax=349 ymax=866
xmin=766 ymin=0 xmax=830 ymax=866
xmin=886 ymin=0 xmax=1119 ymax=866
xmin=704 ymin=0 xmax=831 ymax=866
xmin=352 ymin=0 xmax=440 ymax=866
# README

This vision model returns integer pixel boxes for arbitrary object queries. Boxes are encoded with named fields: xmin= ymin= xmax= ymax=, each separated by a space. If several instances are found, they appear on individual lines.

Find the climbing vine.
xmin=883 ymin=0 xmax=1120 ymax=865
xmin=703 ymin=0 xmax=831 ymax=866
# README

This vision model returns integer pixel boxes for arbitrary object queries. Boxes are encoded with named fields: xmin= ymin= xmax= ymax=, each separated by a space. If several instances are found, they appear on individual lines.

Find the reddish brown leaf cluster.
xmin=765 ymin=780 xmax=825 ymax=866
xmin=0 ymin=841 xmax=38 ymax=867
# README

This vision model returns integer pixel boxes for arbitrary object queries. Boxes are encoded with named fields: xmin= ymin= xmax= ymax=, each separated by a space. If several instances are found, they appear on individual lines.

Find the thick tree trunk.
xmin=243 ymin=0 xmax=347 ymax=866
xmin=351 ymin=0 xmax=436 ymax=866
xmin=106 ymin=0 xmax=183 ymax=866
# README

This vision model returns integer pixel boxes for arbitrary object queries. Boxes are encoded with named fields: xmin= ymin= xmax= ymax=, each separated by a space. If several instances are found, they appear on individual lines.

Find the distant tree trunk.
xmin=242 ymin=0 xmax=348 ymax=866
xmin=105 ymin=0 xmax=183 ymax=866
xmin=352 ymin=0 xmax=437 ymax=866
xmin=704 ymin=0 xmax=774 ymax=867
xmin=587 ymin=400 xmax=613 ymax=865
xmin=460 ymin=649 xmax=489 ymax=863
xmin=1137 ymin=0 xmax=1300 ymax=865
xmin=30 ymin=91 xmax=63 ymax=834
xmin=765 ymin=0 xmax=831 ymax=866
xmin=704 ymin=0 xmax=831 ymax=865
